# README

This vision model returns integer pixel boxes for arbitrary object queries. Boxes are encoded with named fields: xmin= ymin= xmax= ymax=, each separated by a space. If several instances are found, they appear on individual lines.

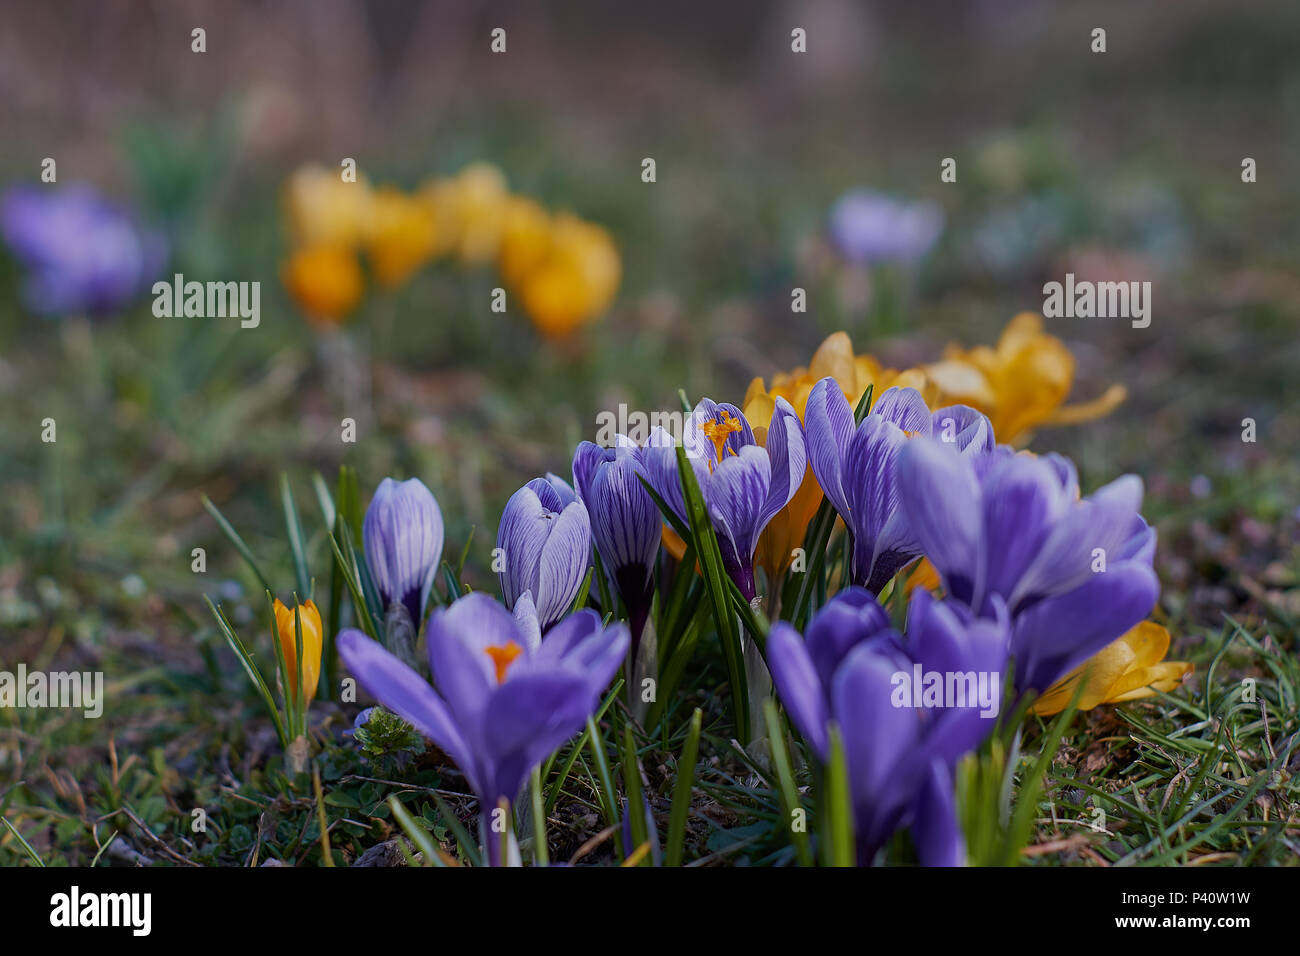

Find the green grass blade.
xmin=823 ymin=726 xmax=855 ymax=867
xmin=665 ymin=707 xmax=703 ymax=866
xmin=2 ymin=816 xmax=45 ymax=867
xmin=202 ymin=494 xmax=273 ymax=594
xmin=764 ymin=698 xmax=814 ymax=866
xmin=280 ymin=473 xmax=311 ymax=600
xmin=673 ymin=444 xmax=750 ymax=742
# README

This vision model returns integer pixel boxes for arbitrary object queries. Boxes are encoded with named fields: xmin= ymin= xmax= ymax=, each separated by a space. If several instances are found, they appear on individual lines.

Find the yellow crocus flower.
xmin=273 ymin=598 xmax=324 ymax=702
xmin=283 ymin=164 xmax=373 ymax=249
xmin=498 ymin=196 xmax=554 ymax=289
xmin=281 ymin=244 xmax=365 ymax=324
xmin=516 ymin=214 xmax=621 ymax=338
xmin=449 ymin=162 xmax=512 ymax=265
xmin=924 ymin=312 xmax=1126 ymax=445
xmin=1029 ymin=622 xmax=1191 ymax=715
xmin=365 ymin=187 xmax=439 ymax=287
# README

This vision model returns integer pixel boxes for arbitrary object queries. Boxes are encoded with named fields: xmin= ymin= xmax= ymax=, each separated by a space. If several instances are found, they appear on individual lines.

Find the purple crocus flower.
xmin=497 ymin=474 xmax=591 ymax=630
xmin=1 ymin=184 xmax=167 ymax=316
xmin=638 ymin=398 xmax=806 ymax=601
xmin=572 ymin=439 xmax=660 ymax=650
xmin=804 ymin=378 xmax=993 ymax=593
xmin=364 ymin=477 xmax=445 ymax=625
xmin=827 ymin=189 xmax=944 ymax=266
xmin=338 ymin=592 xmax=628 ymax=865
xmin=768 ymin=587 xmax=1007 ymax=865
xmin=897 ymin=439 xmax=1159 ymax=695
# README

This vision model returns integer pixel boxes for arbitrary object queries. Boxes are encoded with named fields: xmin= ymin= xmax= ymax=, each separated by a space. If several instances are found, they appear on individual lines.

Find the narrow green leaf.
xmin=585 ymin=715 xmax=621 ymax=855
xmin=427 ymin=791 xmax=482 ymax=867
xmin=281 ymin=474 xmax=312 ymax=601
xmin=530 ymin=766 xmax=549 ymax=867
xmin=665 ymin=708 xmax=703 ymax=867
xmin=202 ymin=494 xmax=273 ymax=594
xmin=2 ymin=817 xmax=45 ymax=867
xmin=456 ymin=526 xmax=475 ymax=579
xmin=674 ymin=444 xmax=749 ymax=741
xmin=388 ymin=797 xmax=440 ymax=867
xmin=824 ymin=726 xmax=855 ymax=867
xmin=570 ymin=564 xmax=596 ymax=614
xmin=204 ymin=597 xmax=286 ymax=746
xmin=621 ymin=726 xmax=649 ymax=863
xmin=764 ymin=699 xmax=813 ymax=866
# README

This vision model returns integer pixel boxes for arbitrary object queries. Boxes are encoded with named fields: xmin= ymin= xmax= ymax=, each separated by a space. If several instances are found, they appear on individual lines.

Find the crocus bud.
xmin=273 ymin=598 xmax=323 ymax=701
xmin=363 ymin=477 xmax=445 ymax=625
xmin=572 ymin=442 xmax=659 ymax=645
xmin=496 ymin=475 xmax=591 ymax=629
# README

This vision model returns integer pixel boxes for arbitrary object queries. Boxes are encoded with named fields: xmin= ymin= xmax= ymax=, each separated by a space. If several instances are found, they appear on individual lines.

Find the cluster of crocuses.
xmin=280 ymin=161 xmax=620 ymax=337
xmin=333 ymin=353 xmax=1183 ymax=864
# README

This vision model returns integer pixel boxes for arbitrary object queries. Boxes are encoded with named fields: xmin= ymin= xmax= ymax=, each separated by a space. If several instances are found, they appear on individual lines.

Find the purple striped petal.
xmin=871 ymin=386 xmax=932 ymax=435
xmin=804 ymin=377 xmax=855 ymax=516
xmin=842 ymin=415 xmax=915 ymax=591
xmin=363 ymin=477 xmax=445 ymax=623
xmin=497 ymin=480 xmax=592 ymax=628
xmin=930 ymin=404 xmax=995 ymax=456
xmin=759 ymin=396 xmax=807 ymax=524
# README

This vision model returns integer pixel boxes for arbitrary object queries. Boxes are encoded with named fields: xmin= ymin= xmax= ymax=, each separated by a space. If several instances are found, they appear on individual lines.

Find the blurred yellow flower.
xmin=516 ymin=214 xmax=621 ymax=338
xmin=281 ymin=159 xmax=623 ymax=339
xmin=283 ymin=164 xmax=372 ymax=249
xmin=273 ymin=598 xmax=324 ymax=702
xmin=365 ymin=187 xmax=439 ymax=287
xmin=498 ymin=196 xmax=554 ymax=288
xmin=281 ymin=245 xmax=365 ymax=324
xmin=1029 ymin=622 xmax=1191 ymax=715
xmin=422 ymin=162 xmax=513 ymax=265
xmin=925 ymin=312 xmax=1126 ymax=444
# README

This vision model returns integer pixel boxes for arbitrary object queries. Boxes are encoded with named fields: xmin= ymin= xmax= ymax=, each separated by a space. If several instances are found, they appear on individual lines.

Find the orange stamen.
xmin=485 ymin=641 xmax=523 ymax=684
xmin=699 ymin=412 xmax=743 ymax=464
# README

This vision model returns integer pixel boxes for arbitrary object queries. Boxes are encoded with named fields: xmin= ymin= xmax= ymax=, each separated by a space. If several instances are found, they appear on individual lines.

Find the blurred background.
xmin=1 ymin=0 xmax=1298 ymax=726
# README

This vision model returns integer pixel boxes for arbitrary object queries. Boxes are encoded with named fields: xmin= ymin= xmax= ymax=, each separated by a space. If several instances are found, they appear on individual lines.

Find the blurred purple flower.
xmin=827 ymin=189 xmax=944 ymax=266
xmin=768 ymin=587 xmax=1007 ymax=865
xmin=497 ymin=474 xmax=591 ymax=629
xmin=898 ymin=439 xmax=1159 ymax=694
xmin=572 ymin=440 xmax=660 ymax=650
xmin=338 ymin=593 xmax=628 ymax=865
xmin=364 ymin=477 xmax=445 ymax=625
xmin=638 ymin=398 xmax=805 ymax=601
xmin=804 ymin=378 xmax=993 ymax=593
xmin=1 ymin=183 xmax=167 ymax=316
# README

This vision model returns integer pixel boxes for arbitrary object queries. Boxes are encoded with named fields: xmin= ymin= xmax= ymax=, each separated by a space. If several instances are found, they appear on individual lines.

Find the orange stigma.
xmin=484 ymin=641 xmax=523 ymax=684
xmin=700 ymin=412 xmax=743 ymax=464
